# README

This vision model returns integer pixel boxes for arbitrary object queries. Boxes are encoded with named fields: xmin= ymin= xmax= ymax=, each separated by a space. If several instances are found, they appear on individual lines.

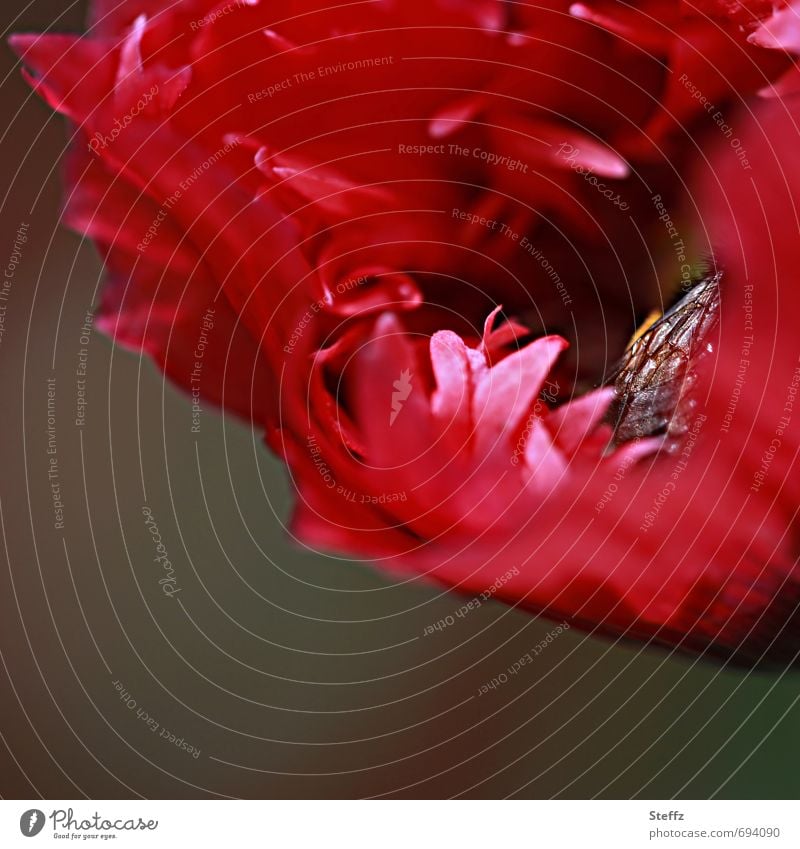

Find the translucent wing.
xmin=608 ymin=271 xmax=721 ymax=445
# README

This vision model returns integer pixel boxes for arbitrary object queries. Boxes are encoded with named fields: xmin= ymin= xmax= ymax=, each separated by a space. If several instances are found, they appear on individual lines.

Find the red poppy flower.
xmin=11 ymin=0 xmax=800 ymax=664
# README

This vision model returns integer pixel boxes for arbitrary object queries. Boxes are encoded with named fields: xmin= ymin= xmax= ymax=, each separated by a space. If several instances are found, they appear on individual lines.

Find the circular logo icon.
xmin=19 ymin=810 xmax=45 ymax=837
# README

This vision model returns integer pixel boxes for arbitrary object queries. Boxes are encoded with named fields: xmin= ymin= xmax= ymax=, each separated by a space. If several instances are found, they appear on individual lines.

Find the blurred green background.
xmin=0 ymin=0 xmax=798 ymax=800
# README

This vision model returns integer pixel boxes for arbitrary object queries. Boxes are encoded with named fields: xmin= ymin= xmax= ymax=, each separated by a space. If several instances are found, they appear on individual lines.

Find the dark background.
xmin=0 ymin=0 xmax=798 ymax=799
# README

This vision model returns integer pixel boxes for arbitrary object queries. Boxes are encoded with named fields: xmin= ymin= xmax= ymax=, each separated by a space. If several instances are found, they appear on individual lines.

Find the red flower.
xmin=11 ymin=0 xmax=800 ymax=664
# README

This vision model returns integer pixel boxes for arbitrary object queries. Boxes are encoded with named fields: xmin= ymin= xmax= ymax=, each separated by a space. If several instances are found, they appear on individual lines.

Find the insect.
xmin=607 ymin=270 xmax=722 ymax=446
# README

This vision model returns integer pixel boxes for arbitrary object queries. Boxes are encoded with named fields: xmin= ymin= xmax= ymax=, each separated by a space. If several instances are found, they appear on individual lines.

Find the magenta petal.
xmin=749 ymin=1 xmax=800 ymax=52
xmin=430 ymin=331 xmax=472 ymax=420
xmin=472 ymin=335 xmax=568 ymax=455
xmin=548 ymin=387 xmax=615 ymax=454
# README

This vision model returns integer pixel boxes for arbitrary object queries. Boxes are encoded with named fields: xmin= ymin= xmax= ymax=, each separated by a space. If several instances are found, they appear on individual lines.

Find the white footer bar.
xmin=1 ymin=800 xmax=795 ymax=848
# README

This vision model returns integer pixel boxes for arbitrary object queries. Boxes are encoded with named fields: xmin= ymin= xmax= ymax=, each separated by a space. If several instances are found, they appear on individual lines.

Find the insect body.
xmin=607 ymin=271 xmax=721 ymax=446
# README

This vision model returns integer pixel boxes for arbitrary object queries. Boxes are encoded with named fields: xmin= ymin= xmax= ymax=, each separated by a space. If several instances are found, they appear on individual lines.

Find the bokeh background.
xmin=1 ymin=0 xmax=799 ymax=800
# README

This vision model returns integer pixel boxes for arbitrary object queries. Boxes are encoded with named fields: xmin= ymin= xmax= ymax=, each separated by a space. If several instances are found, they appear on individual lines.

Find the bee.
xmin=607 ymin=269 xmax=722 ymax=446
